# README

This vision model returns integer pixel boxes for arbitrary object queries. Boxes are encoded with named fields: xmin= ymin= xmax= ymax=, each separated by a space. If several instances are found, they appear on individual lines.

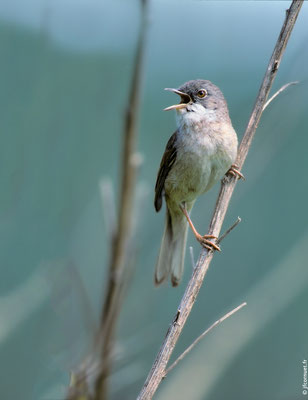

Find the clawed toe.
xmin=180 ymin=204 xmax=222 ymax=252
xmin=227 ymin=164 xmax=245 ymax=180
xmin=196 ymin=234 xmax=221 ymax=252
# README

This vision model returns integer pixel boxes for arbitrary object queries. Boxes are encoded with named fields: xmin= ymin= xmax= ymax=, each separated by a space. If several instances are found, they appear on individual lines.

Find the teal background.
xmin=0 ymin=1 xmax=308 ymax=399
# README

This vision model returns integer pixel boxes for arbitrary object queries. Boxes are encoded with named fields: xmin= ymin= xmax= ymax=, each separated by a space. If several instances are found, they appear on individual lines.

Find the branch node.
xmin=130 ymin=152 xmax=144 ymax=168
xmin=173 ymin=309 xmax=181 ymax=325
xmin=271 ymin=60 xmax=279 ymax=73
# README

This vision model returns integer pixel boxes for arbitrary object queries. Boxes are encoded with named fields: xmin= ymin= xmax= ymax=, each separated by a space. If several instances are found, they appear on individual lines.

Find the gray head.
xmin=164 ymin=79 xmax=230 ymax=121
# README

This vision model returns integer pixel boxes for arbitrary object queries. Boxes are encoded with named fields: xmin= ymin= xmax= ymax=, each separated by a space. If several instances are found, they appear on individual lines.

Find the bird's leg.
xmin=180 ymin=203 xmax=221 ymax=252
xmin=227 ymin=164 xmax=245 ymax=180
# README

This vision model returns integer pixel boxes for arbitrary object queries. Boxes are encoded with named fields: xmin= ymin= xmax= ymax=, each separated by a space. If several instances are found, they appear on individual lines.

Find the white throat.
xmin=175 ymin=103 xmax=218 ymax=132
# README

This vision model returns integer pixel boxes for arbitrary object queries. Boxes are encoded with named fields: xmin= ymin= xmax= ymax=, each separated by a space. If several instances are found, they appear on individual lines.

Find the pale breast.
xmin=165 ymin=121 xmax=237 ymax=204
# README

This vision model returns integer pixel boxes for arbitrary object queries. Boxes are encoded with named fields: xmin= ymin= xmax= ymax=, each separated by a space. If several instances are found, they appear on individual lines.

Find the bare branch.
xmin=217 ymin=217 xmax=241 ymax=244
xmin=68 ymin=1 xmax=149 ymax=399
xmin=95 ymin=1 xmax=149 ymax=398
xmin=165 ymin=302 xmax=247 ymax=376
xmin=137 ymin=2 xmax=303 ymax=399
xmin=263 ymin=81 xmax=298 ymax=111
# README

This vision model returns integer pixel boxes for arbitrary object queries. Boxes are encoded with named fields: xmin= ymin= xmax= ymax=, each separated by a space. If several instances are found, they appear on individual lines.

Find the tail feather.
xmin=154 ymin=211 xmax=172 ymax=285
xmin=155 ymin=208 xmax=188 ymax=287
xmin=170 ymin=215 xmax=188 ymax=286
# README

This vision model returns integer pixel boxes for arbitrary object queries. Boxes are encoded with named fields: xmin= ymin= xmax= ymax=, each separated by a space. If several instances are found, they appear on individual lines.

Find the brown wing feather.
xmin=154 ymin=131 xmax=177 ymax=212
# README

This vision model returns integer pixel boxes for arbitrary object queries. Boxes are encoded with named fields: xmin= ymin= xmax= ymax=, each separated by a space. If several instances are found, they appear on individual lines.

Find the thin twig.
xmin=68 ymin=263 xmax=98 ymax=334
xmin=132 ymin=181 xmax=150 ymax=236
xmin=165 ymin=302 xmax=247 ymax=376
xmin=217 ymin=217 xmax=241 ymax=244
xmin=189 ymin=246 xmax=195 ymax=269
xmin=67 ymin=1 xmax=149 ymax=400
xmin=99 ymin=178 xmax=116 ymax=242
xmin=137 ymin=2 xmax=303 ymax=399
xmin=95 ymin=1 xmax=149 ymax=398
xmin=263 ymin=81 xmax=298 ymax=110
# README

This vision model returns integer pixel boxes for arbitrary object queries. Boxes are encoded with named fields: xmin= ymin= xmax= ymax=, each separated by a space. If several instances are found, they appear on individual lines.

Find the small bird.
xmin=154 ymin=79 xmax=242 ymax=287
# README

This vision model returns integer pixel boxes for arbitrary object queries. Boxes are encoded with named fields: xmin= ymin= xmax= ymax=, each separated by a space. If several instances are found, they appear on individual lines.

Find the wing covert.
xmin=154 ymin=132 xmax=177 ymax=212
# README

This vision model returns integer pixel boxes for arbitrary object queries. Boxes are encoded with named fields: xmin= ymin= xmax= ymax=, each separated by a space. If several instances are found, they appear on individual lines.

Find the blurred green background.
xmin=0 ymin=1 xmax=308 ymax=399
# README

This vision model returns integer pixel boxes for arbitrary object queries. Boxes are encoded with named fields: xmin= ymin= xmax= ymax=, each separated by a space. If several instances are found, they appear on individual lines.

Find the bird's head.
xmin=164 ymin=79 xmax=229 ymax=124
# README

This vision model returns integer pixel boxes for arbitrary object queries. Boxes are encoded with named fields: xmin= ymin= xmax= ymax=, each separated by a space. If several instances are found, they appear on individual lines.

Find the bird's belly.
xmin=165 ymin=148 xmax=232 ymax=204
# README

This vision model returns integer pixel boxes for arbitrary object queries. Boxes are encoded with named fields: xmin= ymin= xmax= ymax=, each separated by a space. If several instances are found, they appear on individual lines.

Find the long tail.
xmin=155 ymin=208 xmax=189 ymax=287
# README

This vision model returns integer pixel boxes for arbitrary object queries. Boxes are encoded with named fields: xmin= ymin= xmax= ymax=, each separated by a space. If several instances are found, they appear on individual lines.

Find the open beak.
xmin=163 ymin=88 xmax=191 ymax=111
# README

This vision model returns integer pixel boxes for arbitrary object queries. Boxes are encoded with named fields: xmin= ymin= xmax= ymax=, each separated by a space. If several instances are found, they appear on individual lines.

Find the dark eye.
xmin=197 ymin=89 xmax=207 ymax=98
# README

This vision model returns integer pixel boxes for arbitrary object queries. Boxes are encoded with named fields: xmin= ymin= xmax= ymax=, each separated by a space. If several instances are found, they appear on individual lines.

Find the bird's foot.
xmin=196 ymin=234 xmax=221 ymax=252
xmin=227 ymin=164 xmax=245 ymax=180
xmin=180 ymin=204 xmax=221 ymax=252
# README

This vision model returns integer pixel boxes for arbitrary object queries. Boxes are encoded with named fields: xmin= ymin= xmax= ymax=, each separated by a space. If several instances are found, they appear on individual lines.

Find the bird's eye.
xmin=197 ymin=89 xmax=207 ymax=98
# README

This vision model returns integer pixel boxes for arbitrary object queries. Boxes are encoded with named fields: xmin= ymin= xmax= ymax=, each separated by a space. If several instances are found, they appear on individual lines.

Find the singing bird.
xmin=154 ymin=79 xmax=242 ymax=286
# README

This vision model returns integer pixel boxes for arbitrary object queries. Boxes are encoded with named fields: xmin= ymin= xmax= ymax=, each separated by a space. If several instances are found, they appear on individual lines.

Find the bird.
xmin=154 ymin=79 xmax=243 ymax=287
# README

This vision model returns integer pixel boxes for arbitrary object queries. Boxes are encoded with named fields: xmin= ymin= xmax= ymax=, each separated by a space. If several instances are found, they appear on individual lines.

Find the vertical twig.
xmin=189 ymin=246 xmax=195 ymax=269
xmin=66 ymin=2 xmax=149 ymax=399
xmin=99 ymin=178 xmax=117 ymax=243
xmin=95 ymin=1 xmax=149 ymax=399
xmin=137 ymin=2 xmax=303 ymax=399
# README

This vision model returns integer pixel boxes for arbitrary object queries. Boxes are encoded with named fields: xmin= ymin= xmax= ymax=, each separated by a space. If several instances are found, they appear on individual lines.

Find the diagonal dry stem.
xmin=164 ymin=302 xmax=247 ymax=376
xmin=263 ymin=81 xmax=298 ymax=111
xmin=217 ymin=217 xmax=241 ymax=244
xmin=137 ymin=2 xmax=303 ymax=399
